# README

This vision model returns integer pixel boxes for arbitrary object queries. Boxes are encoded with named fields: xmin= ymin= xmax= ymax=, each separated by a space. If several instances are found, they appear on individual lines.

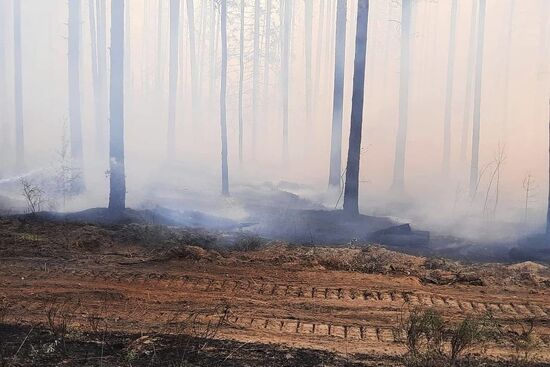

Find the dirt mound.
xmin=507 ymin=261 xmax=547 ymax=273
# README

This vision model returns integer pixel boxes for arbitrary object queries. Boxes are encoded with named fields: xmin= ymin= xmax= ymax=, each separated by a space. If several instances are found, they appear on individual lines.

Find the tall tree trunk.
xmin=14 ymin=0 xmax=24 ymax=171
xmin=238 ymin=0 xmax=245 ymax=164
xmin=187 ymin=0 xmax=198 ymax=125
xmin=252 ymin=0 xmax=260 ymax=155
xmin=220 ymin=0 xmax=229 ymax=196
xmin=96 ymin=0 xmax=108 ymax=157
xmin=460 ymin=0 xmax=478 ymax=163
xmin=263 ymin=0 xmax=272 ymax=113
xmin=156 ymin=0 xmax=164 ymax=88
xmin=343 ymin=0 xmax=369 ymax=216
xmin=328 ymin=0 xmax=347 ymax=189
xmin=442 ymin=0 xmax=458 ymax=178
xmin=90 ymin=0 xmax=108 ymax=156
xmin=68 ymin=0 xmax=84 ymax=187
xmin=0 ymin=0 xmax=7 ymax=173
xmin=167 ymin=0 xmax=180 ymax=157
xmin=109 ymin=0 xmax=126 ymax=212
xmin=281 ymin=0 xmax=292 ymax=162
xmin=391 ymin=0 xmax=412 ymax=192
xmin=304 ymin=0 xmax=312 ymax=126
xmin=469 ymin=0 xmax=487 ymax=197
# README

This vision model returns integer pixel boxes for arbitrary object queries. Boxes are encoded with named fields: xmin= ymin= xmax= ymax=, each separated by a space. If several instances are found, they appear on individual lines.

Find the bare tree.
xmin=343 ymin=0 xmax=370 ymax=216
xmin=109 ymin=0 xmax=126 ymax=212
xmin=167 ymin=0 xmax=181 ymax=157
xmin=328 ymin=0 xmax=347 ymax=189
xmin=522 ymin=174 xmax=535 ymax=222
xmin=20 ymin=179 xmax=45 ymax=215
xmin=469 ymin=0 xmax=487 ymax=196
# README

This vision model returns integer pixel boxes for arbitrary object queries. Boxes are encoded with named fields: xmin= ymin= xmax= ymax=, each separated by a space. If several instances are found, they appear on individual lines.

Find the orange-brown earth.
xmin=0 ymin=218 xmax=549 ymax=366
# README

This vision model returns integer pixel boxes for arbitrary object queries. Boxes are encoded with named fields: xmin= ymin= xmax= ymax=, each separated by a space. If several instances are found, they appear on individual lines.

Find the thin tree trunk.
xmin=156 ymin=0 xmax=164 ymax=88
xmin=187 ymin=0 xmax=198 ymax=124
xmin=442 ymin=0 xmax=458 ymax=178
xmin=168 ymin=0 xmax=180 ymax=157
xmin=328 ymin=0 xmax=347 ymax=189
xmin=263 ymin=0 xmax=272 ymax=113
xmin=97 ymin=0 xmax=108 ymax=157
xmin=304 ymin=0 xmax=312 ymax=126
xmin=14 ymin=0 xmax=24 ymax=170
xmin=391 ymin=0 xmax=412 ymax=192
xmin=109 ymin=0 xmax=126 ymax=212
xmin=343 ymin=0 xmax=369 ymax=216
xmin=69 ymin=0 xmax=84 ymax=190
xmin=238 ymin=0 xmax=245 ymax=164
xmin=469 ymin=0 xmax=486 ymax=197
xmin=0 ymin=0 xmax=7 ymax=173
xmin=252 ymin=0 xmax=260 ymax=155
xmin=220 ymin=0 xmax=229 ymax=196
xmin=281 ymin=0 xmax=292 ymax=162
xmin=460 ymin=0 xmax=477 ymax=164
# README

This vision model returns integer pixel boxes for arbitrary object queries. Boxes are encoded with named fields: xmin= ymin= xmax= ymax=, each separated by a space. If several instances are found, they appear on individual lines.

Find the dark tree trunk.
xmin=167 ymin=0 xmax=180 ymax=157
xmin=469 ymin=0 xmax=487 ymax=197
xmin=14 ymin=0 xmax=24 ymax=170
xmin=391 ymin=0 xmax=412 ymax=192
xmin=328 ymin=0 xmax=347 ymax=189
xmin=442 ymin=0 xmax=458 ymax=178
xmin=109 ymin=0 xmax=126 ymax=212
xmin=220 ymin=0 xmax=229 ymax=196
xmin=343 ymin=0 xmax=370 ymax=217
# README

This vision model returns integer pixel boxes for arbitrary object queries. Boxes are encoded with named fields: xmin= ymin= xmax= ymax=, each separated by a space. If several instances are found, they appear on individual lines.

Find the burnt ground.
xmin=0 ymin=216 xmax=550 ymax=366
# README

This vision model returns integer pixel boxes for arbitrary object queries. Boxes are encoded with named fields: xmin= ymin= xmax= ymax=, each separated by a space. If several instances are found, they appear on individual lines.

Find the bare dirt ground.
xmin=1 ymin=217 xmax=550 ymax=366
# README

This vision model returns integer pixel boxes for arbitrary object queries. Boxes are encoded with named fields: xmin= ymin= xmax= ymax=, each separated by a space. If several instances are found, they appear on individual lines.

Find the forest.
xmin=0 ymin=0 xmax=550 ymax=366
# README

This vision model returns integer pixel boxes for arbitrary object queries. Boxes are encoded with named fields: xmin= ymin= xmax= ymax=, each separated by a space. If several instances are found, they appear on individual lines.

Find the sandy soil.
xmin=0 ymin=218 xmax=549 ymax=366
